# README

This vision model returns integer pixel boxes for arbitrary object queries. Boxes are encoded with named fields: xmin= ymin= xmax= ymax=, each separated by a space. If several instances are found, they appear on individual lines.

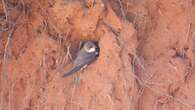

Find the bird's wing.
xmin=74 ymin=52 xmax=96 ymax=66
xmin=62 ymin=65 xmax=83 ymax=77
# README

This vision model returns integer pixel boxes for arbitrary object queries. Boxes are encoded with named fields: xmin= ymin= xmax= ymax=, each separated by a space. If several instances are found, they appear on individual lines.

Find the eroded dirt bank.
xmin=0 ymin=0 xmax=195 ymax=110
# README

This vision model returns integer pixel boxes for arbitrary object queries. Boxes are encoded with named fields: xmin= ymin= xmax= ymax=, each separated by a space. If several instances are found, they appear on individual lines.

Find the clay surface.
xmin=0 ymin=0 xmax=195 ymax=110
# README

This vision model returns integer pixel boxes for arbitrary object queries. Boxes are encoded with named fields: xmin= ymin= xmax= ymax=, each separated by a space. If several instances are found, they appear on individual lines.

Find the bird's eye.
xmin=87 ymin=45 xmax=93 ymax=49
xmin=89 ymin=46 xmax=93 ymax=49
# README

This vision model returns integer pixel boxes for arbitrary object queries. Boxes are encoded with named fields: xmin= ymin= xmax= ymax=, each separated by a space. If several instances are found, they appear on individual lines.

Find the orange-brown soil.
xmin=0 ymin=0 xmax=195 ymax=110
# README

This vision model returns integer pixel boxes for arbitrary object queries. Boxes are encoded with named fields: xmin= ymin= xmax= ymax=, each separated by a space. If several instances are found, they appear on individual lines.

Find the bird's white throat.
xmin=85 ymin=47 xmax=96 ymax=53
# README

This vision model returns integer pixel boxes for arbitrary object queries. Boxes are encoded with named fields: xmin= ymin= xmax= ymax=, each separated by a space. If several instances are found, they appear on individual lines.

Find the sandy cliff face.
xmin=0 ymin=0 xmax=195 ymax=110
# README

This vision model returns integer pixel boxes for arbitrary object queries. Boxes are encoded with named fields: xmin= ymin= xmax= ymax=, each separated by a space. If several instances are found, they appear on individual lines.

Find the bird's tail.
xmin=62 ymin=66 xmax=82 ymax=77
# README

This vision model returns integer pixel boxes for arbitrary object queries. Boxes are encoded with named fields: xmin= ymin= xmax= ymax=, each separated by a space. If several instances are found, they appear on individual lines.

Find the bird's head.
xmin=83 ymin=41 xmax=99 ymax=55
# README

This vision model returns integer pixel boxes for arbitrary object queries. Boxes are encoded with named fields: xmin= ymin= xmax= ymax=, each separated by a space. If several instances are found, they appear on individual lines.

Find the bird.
xmin=62 ymin=41 xmax=99 ymax=77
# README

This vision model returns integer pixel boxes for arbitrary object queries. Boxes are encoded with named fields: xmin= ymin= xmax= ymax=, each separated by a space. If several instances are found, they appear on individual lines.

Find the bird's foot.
xmin=73 ymin=75 xmax=80 ymax=85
